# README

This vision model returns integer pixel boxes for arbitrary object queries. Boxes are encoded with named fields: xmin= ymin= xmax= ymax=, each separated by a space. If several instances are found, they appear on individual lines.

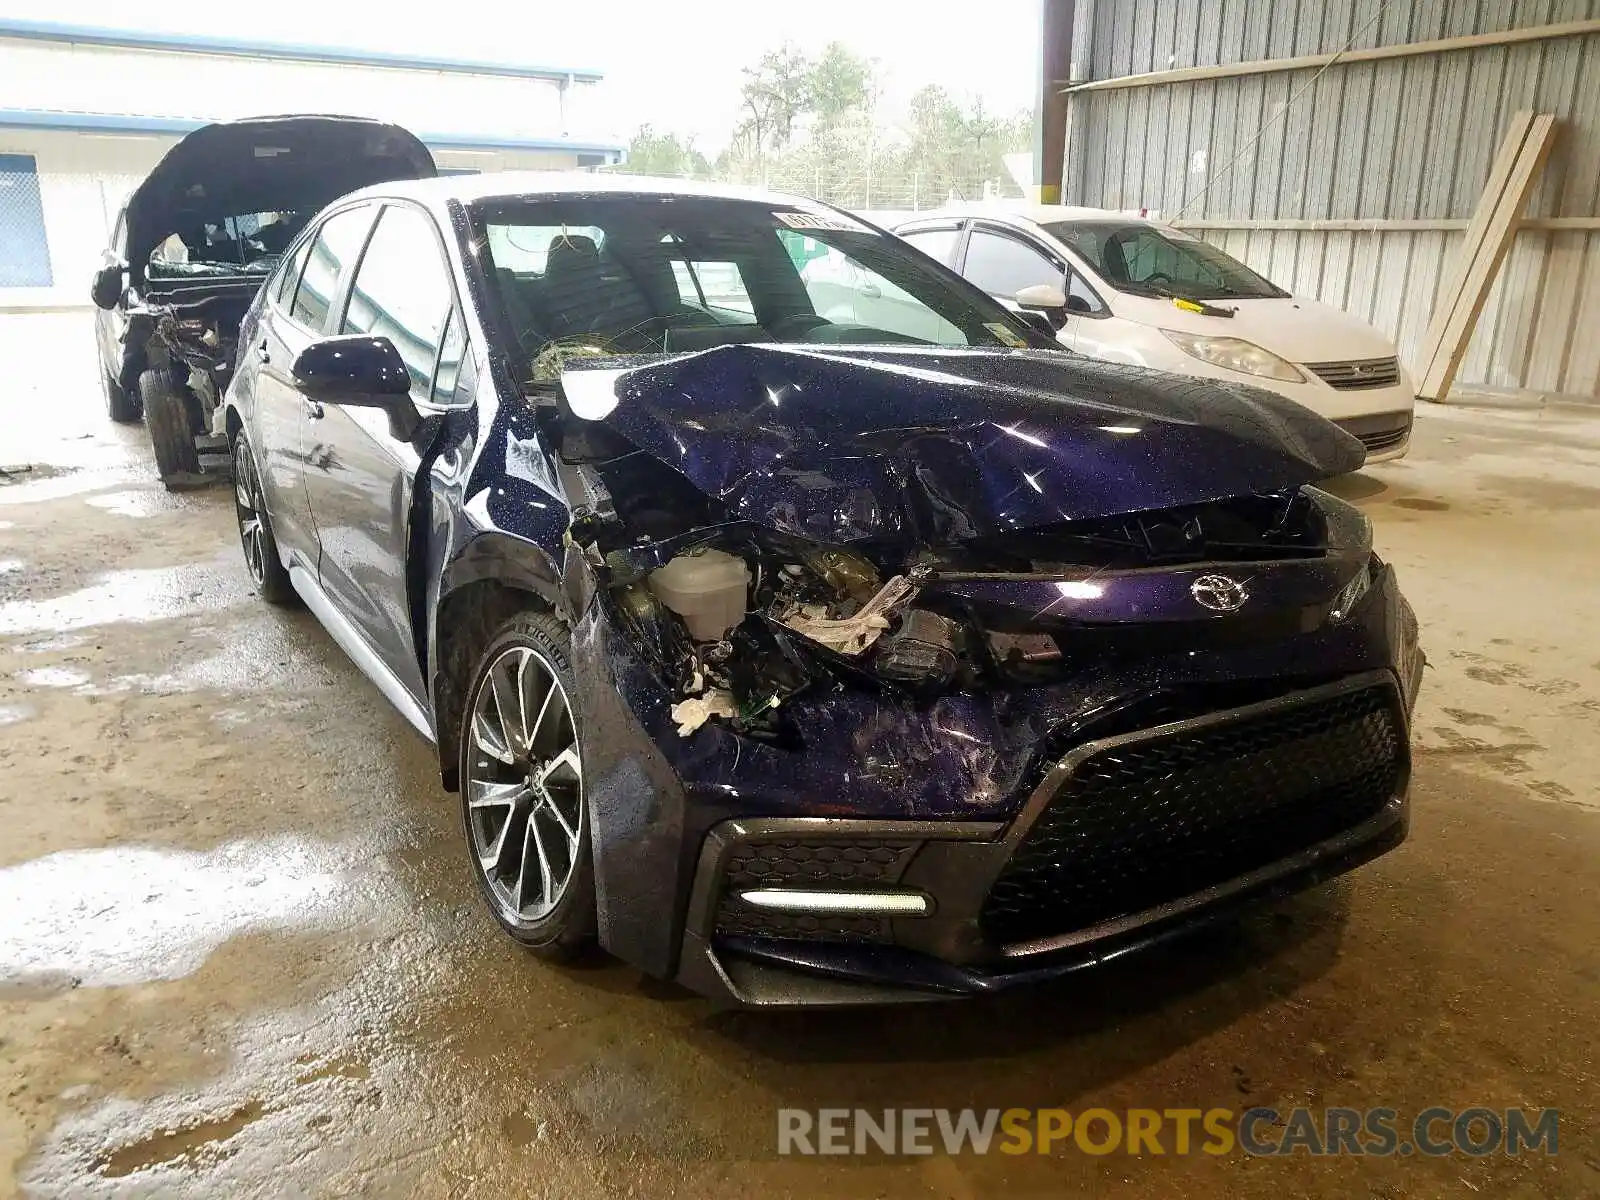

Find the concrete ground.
xmin=0 ymin=312 xmax=1595 ymax=1198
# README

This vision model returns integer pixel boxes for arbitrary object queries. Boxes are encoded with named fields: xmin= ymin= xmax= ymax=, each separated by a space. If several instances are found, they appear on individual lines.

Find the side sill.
xmin=289 ymin=563 xmax=435 ymax=742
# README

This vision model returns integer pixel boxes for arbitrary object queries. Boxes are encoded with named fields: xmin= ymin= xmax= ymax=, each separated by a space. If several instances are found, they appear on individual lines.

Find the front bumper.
xmin=675 ymin=670 xmax=1411 ymax=1006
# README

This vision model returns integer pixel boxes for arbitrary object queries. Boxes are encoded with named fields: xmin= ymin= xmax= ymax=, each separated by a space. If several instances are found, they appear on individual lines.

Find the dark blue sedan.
xmin=223 ymin=174 xmax=1422 ymax=1006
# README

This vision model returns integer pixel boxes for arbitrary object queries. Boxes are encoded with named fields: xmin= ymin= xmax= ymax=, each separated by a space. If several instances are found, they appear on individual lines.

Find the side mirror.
xmin=91 ymin=263 xmax=124 ymax=311
xmin=1014 ymin=283 xmax=1067 ymax=311
xmin=292 ymin=335 xmax=421 ymax=439
xmin=1013 ymin=309 xmax=1058 ymax=339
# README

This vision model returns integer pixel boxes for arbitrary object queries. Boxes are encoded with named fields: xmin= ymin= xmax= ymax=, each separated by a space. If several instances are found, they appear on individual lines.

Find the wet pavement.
xmin=0 ymin=313 xmax=1596 ymax=1198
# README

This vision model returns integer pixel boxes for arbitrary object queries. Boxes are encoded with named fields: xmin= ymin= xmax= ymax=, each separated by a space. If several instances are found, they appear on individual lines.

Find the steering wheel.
xmin=1144 ymin=272 xmax=1174 ymax=287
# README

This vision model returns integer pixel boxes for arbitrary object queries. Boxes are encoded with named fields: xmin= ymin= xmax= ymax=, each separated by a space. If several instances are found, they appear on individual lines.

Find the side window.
xmin=669 ymin=259 xmax=756 ymax=319
xmin=290 ymin=205 xmax=373 ymax=331
xmin=341 ymin=205 xmax=454 ymax=397
xmin=899 ymin=227 xmax=959 ymax=267
xmin=1066 ymin=270 xmax=1106 ymax=315
xmin=432 ymin=307 xmax=467 ymax=405
xmin=272 ymin=237 xmax=312 ymax=308
xmin=962 ymin=229 xmax=1064 ymax=299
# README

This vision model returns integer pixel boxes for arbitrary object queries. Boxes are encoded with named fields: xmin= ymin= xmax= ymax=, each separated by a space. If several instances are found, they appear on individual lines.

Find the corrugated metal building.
xmin=1061 ymin=1 xmax=1600 ymax=397
xmin=0 ymin=19 xmax=624 ymax=310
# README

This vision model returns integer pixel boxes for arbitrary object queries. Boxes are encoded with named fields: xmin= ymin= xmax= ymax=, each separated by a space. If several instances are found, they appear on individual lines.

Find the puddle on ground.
xmin=0 ymin=838 xmax=358 ymax=988
xmin=84 ymin=489 xmax=194 ymax=519
xmin=0 ymin=703 xmax=33 ymax=726
xmin=15 ymin=666 xmax=92 ymax=688
xmin=0 ymin=558 xmax=23 ymax=574
xmin=0 ymin=464 xmax=150 ymax=507
xmin=0 ymin=561 xmax=251 ymax=637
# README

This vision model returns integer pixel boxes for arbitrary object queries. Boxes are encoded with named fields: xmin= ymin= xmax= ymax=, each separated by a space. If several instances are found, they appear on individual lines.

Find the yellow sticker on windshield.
xmin=985 ymin=322 xmax=1027 ymax=348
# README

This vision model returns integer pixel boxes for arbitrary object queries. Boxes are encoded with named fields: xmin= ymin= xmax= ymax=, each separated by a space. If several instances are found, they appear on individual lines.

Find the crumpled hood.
xmin=563 ymin=344 xmax=1365 ymax=547
xmin=124 ymin=115 xmax=435 ymax=281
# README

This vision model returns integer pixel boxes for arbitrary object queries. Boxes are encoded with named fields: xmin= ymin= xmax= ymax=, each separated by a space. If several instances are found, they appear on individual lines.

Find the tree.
xmin=624 ymin=126 xmax=711 ymax=178
xmin=808 ymin=42 xmax=874 ymax=130
xmin=736 ymin=43 xmax=813 ymax=155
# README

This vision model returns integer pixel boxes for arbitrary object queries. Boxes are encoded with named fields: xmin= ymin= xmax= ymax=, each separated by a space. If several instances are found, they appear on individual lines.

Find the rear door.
xmin=301 ymin=200 xmax=466 ymax=704
xmin=252 ymin=202 xmax=379 ymax=568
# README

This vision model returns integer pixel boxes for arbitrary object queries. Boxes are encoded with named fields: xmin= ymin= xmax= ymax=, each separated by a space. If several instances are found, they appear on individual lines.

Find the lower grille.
xmin=981 ymin=684 xmax=1404 ymax=946
xmin=713 ymin=837 xmax=920 ymax=943
xmin=1306 ymin=356 xmax=1401 ymax=389
xmin=1335 ymin=412 xmax=1413 ymax=454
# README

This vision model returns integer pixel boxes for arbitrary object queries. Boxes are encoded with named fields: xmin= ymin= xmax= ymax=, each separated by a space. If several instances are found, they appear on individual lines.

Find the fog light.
xmin=738 ymin=889 xmax=932 ymax=916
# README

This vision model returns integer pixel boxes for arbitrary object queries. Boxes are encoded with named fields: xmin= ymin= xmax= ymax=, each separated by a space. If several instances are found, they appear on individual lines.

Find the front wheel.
xmin=138 ymin=369 xmax=200 ymax=487
xmin=458 ymin=612 xmax=595 ymax=960
xmin=232 ymin=434 xmax=298 ymax=607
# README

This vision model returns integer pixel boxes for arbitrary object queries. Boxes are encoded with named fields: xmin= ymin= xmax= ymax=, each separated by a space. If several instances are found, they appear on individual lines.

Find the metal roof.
xmin=0 ymin=109 xmax=624 ymax=159
xmin=0 ymin=17 xmax=603 ymax=83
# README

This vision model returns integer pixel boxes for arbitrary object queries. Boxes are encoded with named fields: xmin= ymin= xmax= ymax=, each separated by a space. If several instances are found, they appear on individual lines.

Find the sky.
xmin=26 ymin=0 xmax=1043 ymax=151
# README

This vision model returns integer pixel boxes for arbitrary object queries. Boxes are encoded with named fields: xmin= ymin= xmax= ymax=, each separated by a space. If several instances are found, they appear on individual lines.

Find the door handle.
xmin=303 ymin=398 xmax=324 ymax=419
xmin=255 ymin=341 xmax=270 ymax=363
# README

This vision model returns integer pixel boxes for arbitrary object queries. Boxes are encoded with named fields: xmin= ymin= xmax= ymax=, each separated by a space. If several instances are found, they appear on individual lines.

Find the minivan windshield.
xmin=471 ymin=195 xmax=1045 ymax=378
xmin=1043 ymin=220 xmax=1288 ymax=302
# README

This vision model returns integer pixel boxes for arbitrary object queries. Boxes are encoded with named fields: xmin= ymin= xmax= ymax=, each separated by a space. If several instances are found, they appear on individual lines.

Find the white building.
xmin=0 ymin=17 xmax=624 ymax=310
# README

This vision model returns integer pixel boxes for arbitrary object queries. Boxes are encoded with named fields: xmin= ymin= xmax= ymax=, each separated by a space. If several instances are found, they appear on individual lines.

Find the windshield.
xmin=147 ymin=210 xmax=307 ymax=278
xmin=471 ymin=196 xmax=1044 ymax=378
xmin=1043 ymin=221 xmax=1287 ymax=301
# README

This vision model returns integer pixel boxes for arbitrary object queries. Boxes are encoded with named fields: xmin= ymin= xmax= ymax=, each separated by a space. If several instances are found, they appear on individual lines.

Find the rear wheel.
xmin=104 ymin=370 xmax=141 ymax=423
xmin=139 ymin=369 xmax=201 ymax=488
xmin=232 ymin=434 xmax=298 ymax=607
xmin=458 ymin=612 xmax=595 ymax=961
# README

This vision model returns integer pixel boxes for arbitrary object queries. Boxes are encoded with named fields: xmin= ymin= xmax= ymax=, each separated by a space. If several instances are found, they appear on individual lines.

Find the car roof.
xmin=339 ymin=170 xmax=831 ymax=212
xmin=896 ymin=204 xmax=1159 ymax=230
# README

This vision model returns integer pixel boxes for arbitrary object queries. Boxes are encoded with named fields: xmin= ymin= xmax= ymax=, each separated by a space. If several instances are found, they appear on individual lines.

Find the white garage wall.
xmin=0 ymin=129 xmax=174 ymax=308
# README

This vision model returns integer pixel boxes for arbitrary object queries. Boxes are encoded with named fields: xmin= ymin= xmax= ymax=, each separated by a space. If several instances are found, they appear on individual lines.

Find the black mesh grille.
xmin=722 ymin=839 xmax=920 ymax=888
xmin=713 ymin=837 xmax=920 ymax=942
xmin=981 ymin=685 xmax=1404 ymax=946
xmin=713 ymin=901 xmax=889 ymax=943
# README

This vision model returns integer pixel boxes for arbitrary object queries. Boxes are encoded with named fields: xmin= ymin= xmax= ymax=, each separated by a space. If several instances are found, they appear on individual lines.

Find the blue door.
xmin=0 ymin=154 xmax=53 ymax=287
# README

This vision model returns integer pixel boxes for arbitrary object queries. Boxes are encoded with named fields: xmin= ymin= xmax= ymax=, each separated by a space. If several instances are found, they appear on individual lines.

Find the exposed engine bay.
xmin=543 ymin=369 xmax=1363 ymax=742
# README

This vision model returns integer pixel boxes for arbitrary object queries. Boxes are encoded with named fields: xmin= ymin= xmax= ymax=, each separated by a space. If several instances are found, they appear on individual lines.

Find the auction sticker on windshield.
xmin=775 ymin=211 xmax=870 ymax=233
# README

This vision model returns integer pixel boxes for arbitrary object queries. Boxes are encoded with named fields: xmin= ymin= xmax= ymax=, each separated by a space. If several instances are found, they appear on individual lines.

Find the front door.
xmin=253 ymin=204 xmax=378 ymax=568
xmin=301 ymin=201 xmax=465 ymax=706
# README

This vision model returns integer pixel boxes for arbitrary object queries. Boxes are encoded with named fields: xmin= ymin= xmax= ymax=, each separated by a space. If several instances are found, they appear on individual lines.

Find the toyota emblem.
xmin=1191 ymin=574 xmax=1248 ymax=613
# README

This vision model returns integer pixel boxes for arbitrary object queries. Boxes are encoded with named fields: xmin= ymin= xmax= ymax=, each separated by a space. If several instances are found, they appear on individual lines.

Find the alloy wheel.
xmin=465 ymin=645 xmax=584 ymax=924
xmin=233 ymin=440 xmax=268 ymax=586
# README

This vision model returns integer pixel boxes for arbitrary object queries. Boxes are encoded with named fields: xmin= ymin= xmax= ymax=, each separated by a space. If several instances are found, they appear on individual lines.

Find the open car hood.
xmin=124 ymin=115 xmax=435 ymax=278
xmin=561 ymin=344 xmax=1366 ymax=549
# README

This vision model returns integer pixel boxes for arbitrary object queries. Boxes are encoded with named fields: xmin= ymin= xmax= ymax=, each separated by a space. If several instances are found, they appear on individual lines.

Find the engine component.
xmin=874 ymin=609 xmax=962 ymax=685
xmin=986 ymin=630 xmax=1063 ymax=666
xmin=778 ymin=574 xmax=917 ymax=656
xmin=649 ymin=548 xmax=751 ymax=642
xmin=804 ymin=547 xmax=879 ymax=602
xmin=672 ymin=689 xmax=736 ymax=736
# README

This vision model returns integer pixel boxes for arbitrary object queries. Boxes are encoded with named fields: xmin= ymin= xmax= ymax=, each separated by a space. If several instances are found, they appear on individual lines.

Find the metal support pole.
xmin=1034 ymin=0 xmax=1074 ymax=204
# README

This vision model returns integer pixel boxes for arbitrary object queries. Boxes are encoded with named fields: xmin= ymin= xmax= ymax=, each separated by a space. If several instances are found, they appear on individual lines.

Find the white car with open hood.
xmin=893 ymin=206 xmax=1416 ymax=461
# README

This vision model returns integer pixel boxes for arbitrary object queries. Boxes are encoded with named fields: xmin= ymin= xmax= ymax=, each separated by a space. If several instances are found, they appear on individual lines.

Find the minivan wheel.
xmin=104 ymin=370 xmax=141 ymax=423
xmin=139 ymin=369 xmax=201 ymax=487
xmin=459 ymin=612 xmax=595 ymax=960
xmin=232 ymin=434 xmax=298 ymax=606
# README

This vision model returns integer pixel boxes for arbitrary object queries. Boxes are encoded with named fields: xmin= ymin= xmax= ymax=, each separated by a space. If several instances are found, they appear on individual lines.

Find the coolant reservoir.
xmin=648 ymin=549 xmax=750 ymax=641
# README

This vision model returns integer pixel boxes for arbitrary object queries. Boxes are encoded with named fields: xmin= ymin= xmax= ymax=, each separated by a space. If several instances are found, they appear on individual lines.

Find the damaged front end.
xmin=541 ymin=344 xmax=1422 ymax=1004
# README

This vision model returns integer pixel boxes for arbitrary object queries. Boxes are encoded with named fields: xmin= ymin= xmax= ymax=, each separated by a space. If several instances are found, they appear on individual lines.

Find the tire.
xmin=232 ymin=433 xmax=299 ymax=607
xmin=138 ymin=369 xmax=201 ymax=487
xmin=104 ymin=369 xmax=141 ymax=424
xmin=458 ymin=611 xmax=596 ymax=961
